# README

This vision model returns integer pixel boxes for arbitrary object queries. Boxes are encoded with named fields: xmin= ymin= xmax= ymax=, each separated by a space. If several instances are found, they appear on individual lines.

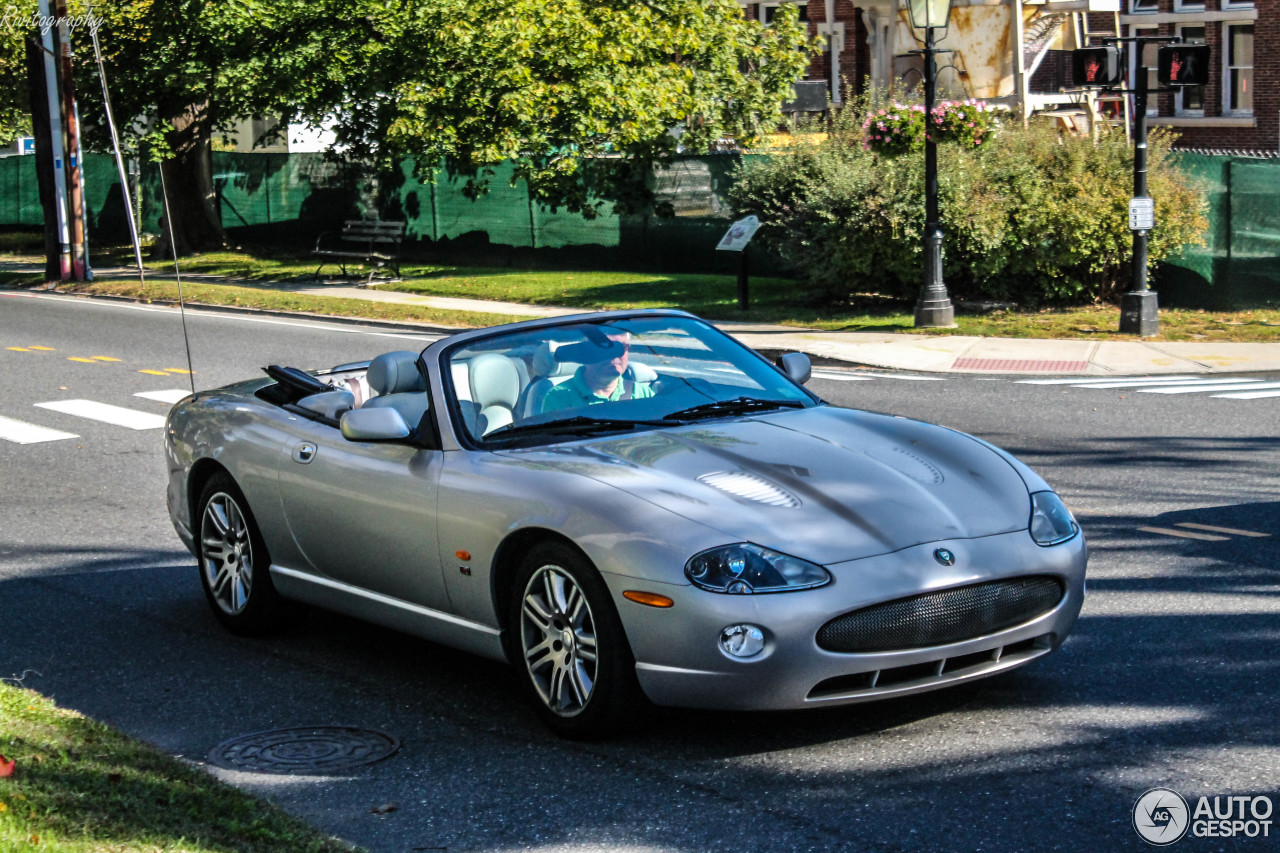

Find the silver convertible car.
xmin=165 ymin=309 xmax=1086 ymax=738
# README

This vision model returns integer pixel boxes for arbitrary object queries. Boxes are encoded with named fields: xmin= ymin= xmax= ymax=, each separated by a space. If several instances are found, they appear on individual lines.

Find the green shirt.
xmin=541 ymin=367 xmax=654 ymax=413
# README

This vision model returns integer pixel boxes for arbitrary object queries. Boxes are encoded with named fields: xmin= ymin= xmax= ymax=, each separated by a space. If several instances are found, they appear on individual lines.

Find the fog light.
xmin=719 ymin=624 xmax=765 ymax=658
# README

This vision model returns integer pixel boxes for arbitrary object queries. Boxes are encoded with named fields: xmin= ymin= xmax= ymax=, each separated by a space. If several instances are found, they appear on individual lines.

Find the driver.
xmin=541 ymin=328 xmax=654 ymax=413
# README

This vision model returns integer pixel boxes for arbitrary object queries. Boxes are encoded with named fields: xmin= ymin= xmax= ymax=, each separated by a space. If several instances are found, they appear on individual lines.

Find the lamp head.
xmin=908 ymin=0 xmax=953 ymax=30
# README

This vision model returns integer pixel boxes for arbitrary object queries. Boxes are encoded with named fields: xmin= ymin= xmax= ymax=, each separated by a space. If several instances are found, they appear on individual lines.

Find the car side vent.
xmin=696 ymin=471 xmax=800 ymax=508
xmin=816 ymin=577 xmax=1064 ymax=653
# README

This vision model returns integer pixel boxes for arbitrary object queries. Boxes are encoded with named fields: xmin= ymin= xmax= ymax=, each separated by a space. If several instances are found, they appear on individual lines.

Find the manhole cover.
xmin=207 ymin=726 xmax=400 ymax=775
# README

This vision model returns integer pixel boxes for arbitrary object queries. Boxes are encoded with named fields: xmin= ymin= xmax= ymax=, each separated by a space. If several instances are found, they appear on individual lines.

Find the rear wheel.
xmin=196 ymin=473 xmax=286 ymax=635
xmin=508 ymin=541 xmax=645 ymax=739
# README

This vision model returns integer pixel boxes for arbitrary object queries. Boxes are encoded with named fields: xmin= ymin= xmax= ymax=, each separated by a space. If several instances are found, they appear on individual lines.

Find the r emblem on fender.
xmin=934 ymin=548 xmax=955 ymax=566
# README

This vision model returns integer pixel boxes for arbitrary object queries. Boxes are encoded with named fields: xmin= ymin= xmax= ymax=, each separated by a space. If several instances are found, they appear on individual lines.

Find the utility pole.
xmin=37 ymin=0 xmax=71 ymax=281
xmin=54 ymin=0 xmax=89 ymax=281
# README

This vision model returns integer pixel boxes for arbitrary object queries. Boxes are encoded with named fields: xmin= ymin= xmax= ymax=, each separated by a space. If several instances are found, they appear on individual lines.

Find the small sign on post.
xmin=717 ymin=216 xmax=761 ymax=309
xmin=1129 ymin=197 xmax=1155 ymax=231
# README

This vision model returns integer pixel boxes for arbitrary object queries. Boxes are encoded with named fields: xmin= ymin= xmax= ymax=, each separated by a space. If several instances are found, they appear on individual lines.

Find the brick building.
xmin=740 ymin=0 xmax=1276 ymax=154
xmin=1115 ymin=0 xmax=1274 ymax=153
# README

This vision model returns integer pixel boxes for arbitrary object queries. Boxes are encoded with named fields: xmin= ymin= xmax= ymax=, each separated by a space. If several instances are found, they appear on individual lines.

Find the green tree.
xmin=0 ymin=16 xmax=30 ymax=145
xmin=378 ymin=0 xmax=813 ymax=217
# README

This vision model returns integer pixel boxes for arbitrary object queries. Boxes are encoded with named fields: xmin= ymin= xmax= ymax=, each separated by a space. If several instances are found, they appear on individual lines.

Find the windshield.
xmin=443 ymin=315 xmax=816 ymax=447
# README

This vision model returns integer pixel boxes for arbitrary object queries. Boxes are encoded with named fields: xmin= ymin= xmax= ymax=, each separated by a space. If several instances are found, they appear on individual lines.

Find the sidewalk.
xmin=240 ymin=282 xmax=1280 ymax=376
xmin=9 ymin=263 xmax=1280 ymax=375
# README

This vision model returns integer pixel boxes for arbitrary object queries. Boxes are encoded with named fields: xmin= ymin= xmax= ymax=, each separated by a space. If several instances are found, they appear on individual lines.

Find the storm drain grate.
xmin=207 ymin=726 xmax=400 ymax=775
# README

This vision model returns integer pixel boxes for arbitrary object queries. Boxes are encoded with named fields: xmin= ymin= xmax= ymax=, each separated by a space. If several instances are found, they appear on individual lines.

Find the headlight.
xmin=685 ymin=543 xmax=831 ymax=593
xmin=1029 ymin=491 xmax=1078 ymax=546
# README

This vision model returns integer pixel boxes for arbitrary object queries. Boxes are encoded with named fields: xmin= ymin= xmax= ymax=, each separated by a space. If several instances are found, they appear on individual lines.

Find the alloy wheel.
xmin=519 ymin=565 xmax=599 ymax=716
xmin=201 ymin=492 xmax=255 ymax=615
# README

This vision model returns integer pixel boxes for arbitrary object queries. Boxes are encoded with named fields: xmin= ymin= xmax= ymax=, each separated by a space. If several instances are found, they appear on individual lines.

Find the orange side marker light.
xmin=623 ymin=590 xmax=674 ymax=608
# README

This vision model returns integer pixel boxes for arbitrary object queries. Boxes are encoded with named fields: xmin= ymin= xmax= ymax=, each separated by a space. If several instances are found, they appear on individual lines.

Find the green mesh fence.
xmin=0 ymin=151 xmax=753 ymax=267
xmin=1159 ymin=153 xmax=1280 ymax=308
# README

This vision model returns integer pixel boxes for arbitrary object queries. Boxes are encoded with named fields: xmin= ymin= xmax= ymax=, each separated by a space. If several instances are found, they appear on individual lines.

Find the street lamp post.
xmin=908 ymin=0 xmax=955 ymax=328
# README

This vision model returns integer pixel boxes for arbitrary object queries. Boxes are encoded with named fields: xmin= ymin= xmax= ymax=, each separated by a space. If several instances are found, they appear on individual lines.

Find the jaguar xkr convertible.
xmin=165 ymin=309 xmax=1086 ymax=738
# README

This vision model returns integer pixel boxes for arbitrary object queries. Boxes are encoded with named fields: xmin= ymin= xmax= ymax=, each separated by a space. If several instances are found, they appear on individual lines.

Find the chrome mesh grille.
xmin=816 ymin=577 xmax=1064 ymax=653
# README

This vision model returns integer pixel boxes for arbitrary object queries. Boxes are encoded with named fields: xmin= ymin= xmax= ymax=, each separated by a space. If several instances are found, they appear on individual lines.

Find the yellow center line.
xmin=28 ymin=346 xmax=55 ymax=351
xmin=7 ymin=346 xmax=31 ymax=352
xmin=1139 ymin=526 xmax=1230 ymax=542
xmin=164 ymin=368 xmax=192 ymax=374
xmin=67 ymin=357 xmax=98 ymax=363
xmin=138 ymin=369 xmax=170 ymax=376
xmin=91 ymin=356 xmax=122 ymax=362
xmin=1176 ymin=523 xmax=1271 ymax=538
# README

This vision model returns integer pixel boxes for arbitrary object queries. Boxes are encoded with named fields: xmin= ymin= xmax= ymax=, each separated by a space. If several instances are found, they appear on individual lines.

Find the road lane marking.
xmin=28 ymin=346 xmax=55 ymax=351
xmin=811 ymin=371 xmax=875 ymax=382
xmin=90 ymin=356 xmax=121 ymax=362
xmin=138 ymin=369 xmax=170 ymax=376
xmin=1139 ymin=526 xmax=1230 ymax=542
xmin=0 ymin=415 xmax=78 ymax=444
xmin=1213 ymin=389 xmax=1280 ymax=400
xmin=1176 ymin=523 xmax=1270 ymax=538
xmin=1138 ymin=381 xmax=1280 ymax=395
xmin=163 ymin=367 xmax=192 ymax=374
xmin=1065 ymin=378 xmax=1260 ymax=390
xmin=34 ymin=400 xmax=167 ymax=430
xmin=7 ymin=346 xmax=31 ymax=352
xmin=134 ymin=389 xmax=190 ymax=404
xmin=1018 ymin=376 xmax=1198 ymax=385
xmin=66 ymin=356 xmax=98 ymax=363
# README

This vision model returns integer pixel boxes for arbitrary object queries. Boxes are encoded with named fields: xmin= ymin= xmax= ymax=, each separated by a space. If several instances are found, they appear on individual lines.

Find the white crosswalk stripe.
xmin=1017 ymin=375 xmax=1280 ymax=400
xmin=811 ymin=370 xmax=945 ymax=382
xmin=0 ymin=415 xmax=78 ymax=444
xmin=134 ymin=389 xmax=191 ymax=404
xmin=1138 ymin=381 xmax=1280 ymax=395
xmin=34 ymin=399 xmax=167 ymax=430
xmin=1213 ymin=388 xmax=1280 ymax=400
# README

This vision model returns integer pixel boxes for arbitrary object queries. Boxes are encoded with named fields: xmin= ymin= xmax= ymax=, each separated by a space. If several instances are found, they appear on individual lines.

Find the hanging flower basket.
xmin=863 ymin=99 xmax=1002 ymax=154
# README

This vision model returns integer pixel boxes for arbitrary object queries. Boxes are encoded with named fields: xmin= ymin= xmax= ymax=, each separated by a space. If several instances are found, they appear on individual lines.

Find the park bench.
xmin=312 ymin=219 xmax=407 ymax=282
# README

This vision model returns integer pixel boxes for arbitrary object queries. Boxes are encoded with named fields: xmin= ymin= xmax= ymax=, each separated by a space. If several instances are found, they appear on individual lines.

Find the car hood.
xmin=497 ymin=406 xmax=1032 ymax=565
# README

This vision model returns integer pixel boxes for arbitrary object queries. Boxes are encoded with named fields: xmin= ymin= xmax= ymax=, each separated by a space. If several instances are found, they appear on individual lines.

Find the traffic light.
xmin=1072 ymin=46 xmax=1124 ymax=88
xmin=1158 ymin=44 xmax=1211 ymax=87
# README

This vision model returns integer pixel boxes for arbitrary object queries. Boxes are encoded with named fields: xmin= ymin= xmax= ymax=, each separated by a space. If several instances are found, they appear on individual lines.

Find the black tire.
xmin=195 ymin=473 xmax=288 ymax=636
xmin=506 ymin=541 xmax=646 ymax=739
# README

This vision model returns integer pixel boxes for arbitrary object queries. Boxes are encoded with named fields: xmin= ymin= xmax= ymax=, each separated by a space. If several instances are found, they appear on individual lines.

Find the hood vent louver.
xmin=697 ymin=471 xmax=801 ymax=508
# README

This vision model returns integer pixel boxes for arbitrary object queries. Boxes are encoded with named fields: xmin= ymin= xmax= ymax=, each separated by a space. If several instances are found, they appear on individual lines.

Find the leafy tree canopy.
xmin=375 ymin=0 xmax=814 ymax=216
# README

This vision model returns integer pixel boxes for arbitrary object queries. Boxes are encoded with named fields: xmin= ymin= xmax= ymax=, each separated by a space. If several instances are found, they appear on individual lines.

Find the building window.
xmin=1221 ymin=0 xmax=1254 ymax=7
xmin=1224 ymin=23 xmax=1253 ymax=115
xmin=761 ymin=1 xmax=807 ymax=23
xmin=1128 ymin=0 xmax=1157 ymax=12
xmin=1174 ymin=25 xmax=1205 ymax=116
xmin=1173 ymin=0 xmax=1204 ymax=9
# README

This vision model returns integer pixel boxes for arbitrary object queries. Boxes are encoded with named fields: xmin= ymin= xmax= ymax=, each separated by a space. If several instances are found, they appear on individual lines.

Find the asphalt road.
xmin=2 ymin=290 xmax=1278 ymax=852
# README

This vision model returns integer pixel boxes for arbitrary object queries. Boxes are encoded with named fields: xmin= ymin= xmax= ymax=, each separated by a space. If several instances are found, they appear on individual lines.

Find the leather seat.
xmin=362 ymin=350 xmax=430 ymax=429
xmin=468 ymin=353 xmax=521 ymax=436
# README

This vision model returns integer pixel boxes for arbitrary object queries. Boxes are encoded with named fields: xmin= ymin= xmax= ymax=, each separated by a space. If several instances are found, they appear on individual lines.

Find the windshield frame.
xmin=433 ymin=310 xmax=820 ymax=452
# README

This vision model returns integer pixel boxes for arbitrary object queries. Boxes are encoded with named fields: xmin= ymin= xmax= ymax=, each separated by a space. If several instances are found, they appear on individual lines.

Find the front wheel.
xmin=508 ymin=541 xmax=645 ymax=739
xmin=196 ymin=473 xmax=287 ymax=635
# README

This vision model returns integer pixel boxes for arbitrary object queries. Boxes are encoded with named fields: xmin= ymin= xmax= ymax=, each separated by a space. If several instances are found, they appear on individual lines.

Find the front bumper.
xmin=608 ymin=529 xmax=1087 ymax=712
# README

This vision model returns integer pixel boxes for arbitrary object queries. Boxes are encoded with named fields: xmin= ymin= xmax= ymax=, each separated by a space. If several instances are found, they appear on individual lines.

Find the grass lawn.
xmin=0 ymin=683 xmax=358 ymax=852
xmin=2 ymin=244 xmax=1277 ymax=342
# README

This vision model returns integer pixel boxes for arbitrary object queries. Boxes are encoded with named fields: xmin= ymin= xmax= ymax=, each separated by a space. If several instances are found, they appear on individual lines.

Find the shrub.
xmin=730 ymin=92 xmax=1207 ymax=306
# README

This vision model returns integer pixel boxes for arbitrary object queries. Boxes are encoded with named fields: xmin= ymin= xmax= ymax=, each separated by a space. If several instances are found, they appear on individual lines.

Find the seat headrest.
xmin=532 ymin=341 xmax=577 ymax=378
xmin=368 ymin=351 xmax=426 ymax=395
xmin=469 ymin=353 xmax=520 ymax=410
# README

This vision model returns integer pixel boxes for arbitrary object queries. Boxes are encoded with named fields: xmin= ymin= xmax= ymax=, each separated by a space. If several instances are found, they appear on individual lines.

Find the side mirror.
xmin=340 ymin=407 xmax=411 ymax=441
xmin=776 ymin=352 xmax=811 ymax=385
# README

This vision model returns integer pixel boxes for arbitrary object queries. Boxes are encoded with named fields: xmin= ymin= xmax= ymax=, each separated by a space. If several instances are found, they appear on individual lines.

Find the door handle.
xmin=293 ymin=443 xmax=317 ymax=464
